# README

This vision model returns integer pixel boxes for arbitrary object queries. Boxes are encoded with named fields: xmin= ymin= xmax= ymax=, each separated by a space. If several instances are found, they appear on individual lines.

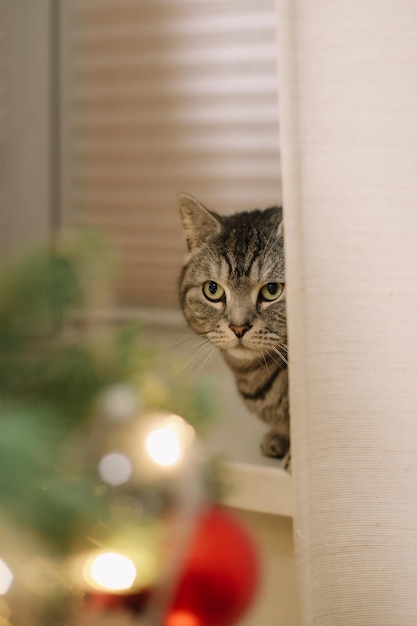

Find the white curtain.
xmin=276 ymin=1 xmax=417 ymax=624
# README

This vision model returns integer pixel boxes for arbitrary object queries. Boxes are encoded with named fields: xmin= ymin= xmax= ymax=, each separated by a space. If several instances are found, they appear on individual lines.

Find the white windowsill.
xmin=222 ymin=461 xmax=293 ymax=518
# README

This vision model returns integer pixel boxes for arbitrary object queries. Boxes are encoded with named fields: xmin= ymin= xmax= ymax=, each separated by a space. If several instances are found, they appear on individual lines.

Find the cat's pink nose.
xmin=229 ymin=323 xmax=251 ymax=339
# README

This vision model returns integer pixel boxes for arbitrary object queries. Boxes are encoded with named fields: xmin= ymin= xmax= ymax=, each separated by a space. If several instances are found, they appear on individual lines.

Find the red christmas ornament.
xmin=165 ymin=505 xmax=260 ymax=626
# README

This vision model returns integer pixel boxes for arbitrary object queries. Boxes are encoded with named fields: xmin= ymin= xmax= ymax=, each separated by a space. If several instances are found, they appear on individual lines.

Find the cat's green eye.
xmin=259 ymin=282 xmax=284 ymax=302
xmin=203 ymin=281 xmax=225 ymax=302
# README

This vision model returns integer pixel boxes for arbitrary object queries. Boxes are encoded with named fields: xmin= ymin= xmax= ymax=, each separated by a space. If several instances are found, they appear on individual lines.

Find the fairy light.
xmin=0 ymin=559 xmax=13 ymax=595
xmin=85 ymin=552 xmax=136 ymax=592
xmin=99 ymin=384 xmax=139 ymax=421
xmin=145 ymin=415 xmax=195 ymax=468
xmin=166 ymin=611 xmax=201 ymax=626
xmin=98 ymin=452 xmax=133 ymax=486
xmin=146 ymin=423 xmax=181 ymax=467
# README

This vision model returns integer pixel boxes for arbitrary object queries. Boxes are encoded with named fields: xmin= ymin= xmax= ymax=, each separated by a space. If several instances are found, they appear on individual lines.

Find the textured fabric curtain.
xmin=276 ymin=1 xmax=417 ymax=624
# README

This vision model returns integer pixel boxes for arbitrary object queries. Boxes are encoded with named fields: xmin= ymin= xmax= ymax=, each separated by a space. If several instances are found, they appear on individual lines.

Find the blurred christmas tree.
xmin=0 ymin=234 xmax=214 ymax=625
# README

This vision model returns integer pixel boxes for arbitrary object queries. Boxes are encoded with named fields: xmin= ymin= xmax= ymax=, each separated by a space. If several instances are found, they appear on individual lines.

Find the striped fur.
xmin=178 ymin=194 xmax=289 ymax=460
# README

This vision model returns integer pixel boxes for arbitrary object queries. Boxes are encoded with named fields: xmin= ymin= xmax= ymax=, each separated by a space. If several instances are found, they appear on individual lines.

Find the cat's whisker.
xmin=259 ymin=349 xmax=275 ymax=370
xmin=189 ymin=341 xmax=213 ymax=364
xmin=169 ymin=335 xmax=198 ymax=350
xmin=277 ymin=342 xmax=288 ymax=356
xmin=154 ymin=333 xmax=202 ymax=354
xmin=171 ymin=335 xmax=211 ymax=357
xmin=270 ymin=345 xmax=288 ymax=366
xmin=194 ymin=343 xmax=215 ymax=375
xmin=180 ymin=340 xmax=215 ymax=376
xmin=192 ymin=340 xmax=215 ymax=366
xmin=264 ymin=349 xmax=281 ymax=367
xmin=273 ymin=346 xmax=288 ymax=365
xmin=264 ymin=336 xmax=288 ymax=357
xmin=178 ymin=339 xmax=213 ymax=373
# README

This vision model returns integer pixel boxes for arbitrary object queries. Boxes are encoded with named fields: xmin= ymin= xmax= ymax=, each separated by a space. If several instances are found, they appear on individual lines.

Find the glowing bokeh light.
xmin=100 ymin=384 xmax=139 ymax=421
xmin=146 ymin=422 xmax=182 ymax=467
xmin=166 ymin=610 xmax=201 ymax=626
xmin=87 ymin=552 xmax=136 ymax=591
xmin=98 ymin=452 xmax=133 ymax=486
xmin=145 ymin=414 xmax=195 ymax=468
xmin=0 ymin=559 xmax=13 ymax=594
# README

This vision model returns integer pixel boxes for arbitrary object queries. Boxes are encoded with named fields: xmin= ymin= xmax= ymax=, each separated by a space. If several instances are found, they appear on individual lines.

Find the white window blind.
xmin=60 ymin=0 xmax=282 ymax=308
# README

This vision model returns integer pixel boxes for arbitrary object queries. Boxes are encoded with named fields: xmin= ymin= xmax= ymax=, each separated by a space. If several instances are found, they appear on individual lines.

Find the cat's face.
xmin=178 ymin=194 xmax=286 ymax=364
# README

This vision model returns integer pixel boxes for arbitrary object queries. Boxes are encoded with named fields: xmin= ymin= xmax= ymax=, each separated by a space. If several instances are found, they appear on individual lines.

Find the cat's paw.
xmin=281 ymin=448 xmax=292 ymax=473
xmin=261 ymin=431 xmax=289 ymax=460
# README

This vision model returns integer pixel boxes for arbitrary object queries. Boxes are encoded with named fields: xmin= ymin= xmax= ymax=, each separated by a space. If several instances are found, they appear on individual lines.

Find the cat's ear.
xmin=265 ymin=206 xmax=284 ymax=240
xmin=178 ymin=193 xmax=221 ymax=251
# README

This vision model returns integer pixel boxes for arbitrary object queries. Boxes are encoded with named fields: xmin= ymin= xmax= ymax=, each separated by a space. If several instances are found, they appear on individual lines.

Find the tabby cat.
xmin=178 ymin=193 xmax=289 ymax=462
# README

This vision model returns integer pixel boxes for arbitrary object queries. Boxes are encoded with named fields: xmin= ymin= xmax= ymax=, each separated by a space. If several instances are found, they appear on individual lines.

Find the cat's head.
xmin=178 ymin=194 xmax=286 ymax=364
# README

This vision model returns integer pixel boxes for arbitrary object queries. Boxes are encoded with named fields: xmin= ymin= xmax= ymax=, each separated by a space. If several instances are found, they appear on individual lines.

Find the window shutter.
xmin=60 ymin=0 xmax=281 ymax=308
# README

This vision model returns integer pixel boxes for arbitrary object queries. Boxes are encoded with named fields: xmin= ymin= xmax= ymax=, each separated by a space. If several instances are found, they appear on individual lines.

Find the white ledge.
xmin=222 ymin=460 xmax=293 ymax=517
